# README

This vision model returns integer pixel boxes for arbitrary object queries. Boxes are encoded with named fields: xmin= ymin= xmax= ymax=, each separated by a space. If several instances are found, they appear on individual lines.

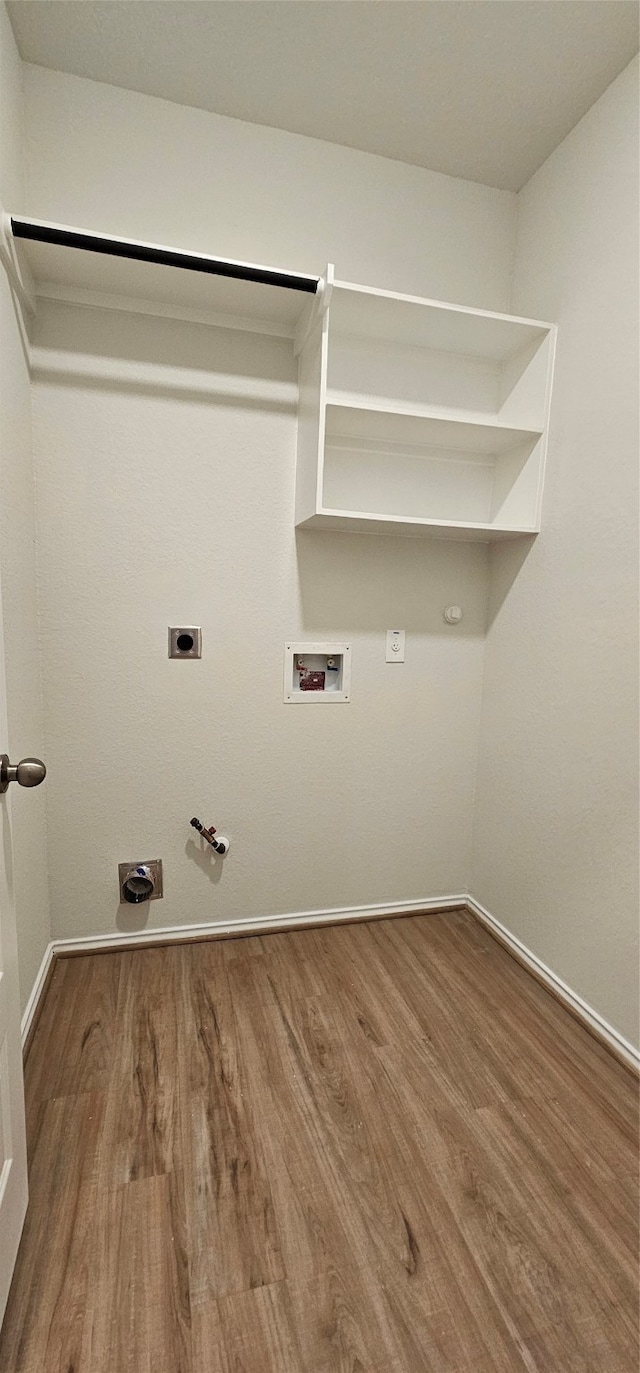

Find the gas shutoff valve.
xmin=190 ymin=817 xmax=230 ymax=855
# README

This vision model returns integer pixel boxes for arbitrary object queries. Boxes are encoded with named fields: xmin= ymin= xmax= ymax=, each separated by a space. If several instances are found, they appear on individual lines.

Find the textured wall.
xmin=471 ymin=59 xmax=640 ymax=1047
xmin=21 ymin=68 xmax=520 ymax=940
xmin=32 ymin=303 xmax=488 ymax=938
xmin=0 ymin=4 xmax=50 ymax=1012
xmin=23 ymin=65 xmax=516 ymax=311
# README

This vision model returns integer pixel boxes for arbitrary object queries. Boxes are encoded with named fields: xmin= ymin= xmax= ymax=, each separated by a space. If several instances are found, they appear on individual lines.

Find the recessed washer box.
xmin=284 ymin=642 xmax=351 ymax=702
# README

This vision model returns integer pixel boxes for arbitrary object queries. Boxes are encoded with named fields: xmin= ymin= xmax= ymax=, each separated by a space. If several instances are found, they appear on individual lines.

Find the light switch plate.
xmin=386 ymin=629 xmax=405 ymax=663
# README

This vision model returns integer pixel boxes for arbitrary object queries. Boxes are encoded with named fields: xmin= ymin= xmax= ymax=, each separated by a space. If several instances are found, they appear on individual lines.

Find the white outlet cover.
xmin=386 ymin=629 xmax=405 ymax=662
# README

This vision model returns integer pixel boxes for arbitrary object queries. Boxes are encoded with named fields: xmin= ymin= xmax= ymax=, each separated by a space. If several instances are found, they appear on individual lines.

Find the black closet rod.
xmin=11 ymin=218 xmax=319 ymax=294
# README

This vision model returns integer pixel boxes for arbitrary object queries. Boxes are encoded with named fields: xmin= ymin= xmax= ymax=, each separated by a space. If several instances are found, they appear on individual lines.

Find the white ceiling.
xmin=8 ymin=0 xmax=639 ymax=191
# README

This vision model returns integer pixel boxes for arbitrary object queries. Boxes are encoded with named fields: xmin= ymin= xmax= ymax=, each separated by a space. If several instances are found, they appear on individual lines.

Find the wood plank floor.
xmin=0 ymin=910 xmax=637 ymax=1372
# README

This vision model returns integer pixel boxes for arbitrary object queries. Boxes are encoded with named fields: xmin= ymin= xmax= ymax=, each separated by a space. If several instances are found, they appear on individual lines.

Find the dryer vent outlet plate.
xmin=119 ymin=859 xmax=163 ymax=904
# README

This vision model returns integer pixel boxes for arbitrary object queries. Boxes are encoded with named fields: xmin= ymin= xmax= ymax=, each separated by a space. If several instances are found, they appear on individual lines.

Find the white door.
xmin=0 ymin=591 xmax=28 ymax=1323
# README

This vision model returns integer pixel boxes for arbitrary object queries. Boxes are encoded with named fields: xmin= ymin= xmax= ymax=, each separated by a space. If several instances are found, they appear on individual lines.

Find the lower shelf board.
xmin=296 ymin=509 xmax=539 ymax=540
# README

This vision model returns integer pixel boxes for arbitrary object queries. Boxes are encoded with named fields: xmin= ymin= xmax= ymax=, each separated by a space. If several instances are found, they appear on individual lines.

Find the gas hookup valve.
xmin=190 ymin=816 xmax=230 ymax=855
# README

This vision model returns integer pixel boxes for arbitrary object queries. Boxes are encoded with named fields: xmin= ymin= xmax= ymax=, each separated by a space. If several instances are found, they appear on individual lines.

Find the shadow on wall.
xmin=29 ymin=369 xmax=297 ymax=416
xmin=486 ymin=535 xmax=537 ymax=628
xmin=296 ymin=528 xmax=538 ymax=636
xmin=31 ymin=298 xmax=297 ymax=409
xmin=115 ymin=901 xmax=152 ymax=935
xmin=114 ymin=838 xmax=226 ymax=932
xmin=295 ymin=527 xmax=494 ymax=636
xmin=184 ymin=836 xmax=225 ymax=887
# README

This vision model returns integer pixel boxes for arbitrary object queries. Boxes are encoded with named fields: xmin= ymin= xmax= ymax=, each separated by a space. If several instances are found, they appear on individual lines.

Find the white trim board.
xmin=20 ymin=893 xmax=639 ymax=1074
xmin=466 ymin=895 xmax=640 ymax=1074
xmin=20 ymin=940 xmax=55 ymax=1050
xmin=50 ymin=894 xmax=466 ymax=959
xmin=20 ymin=894 xmax=466 ymax=1048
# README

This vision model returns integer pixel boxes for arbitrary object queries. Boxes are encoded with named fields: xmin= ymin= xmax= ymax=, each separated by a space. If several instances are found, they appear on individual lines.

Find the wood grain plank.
xmin=86 ymin=1173 xmax=192 ymax=1373
xmin=197 ymin=1266 xmax=415 ymax=1373
xmin=477 ymin=1095 xmax=638 ymax=1272
xmin=376 ymin=1034 xmax=637 ymax=1369
xmin=177 ymin=942 xmax=285 ymax=1302
xmin=334 ymin=915 xmax=521 ymax=1109
xmin=194 ymin=1282 xmax=302 ymax=1373
xmin=98 ymin=946 xmax=179 ymax=1184
xmin=222 ymin=944 xmax=407 ymax=1284
xmin=333 ymin=1035 xmax=532 ymax=1366
xmin=223 ymin=941 xmax=533 ymax=1370
xmin=404 ymin=912 xmax=638 ymax=1128
xmin=25 ymin=953 xmax=121 ymax=1104
xmin=0 ymin=1091 xmax=104 ymax=1372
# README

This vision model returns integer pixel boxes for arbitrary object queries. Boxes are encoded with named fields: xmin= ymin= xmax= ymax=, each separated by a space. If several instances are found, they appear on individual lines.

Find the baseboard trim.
xmin=23 ymin=892 xmax=638 ymax=1076
xmin=24 ymin=898 xmax=466 ymax=1050
xmin=51 ymin=894 xmax=468 ymax=958
xmin=21 ymin=941 xmax=56 ymax=1058
xmin=466 ymin=895 xmax=640 ymax=1075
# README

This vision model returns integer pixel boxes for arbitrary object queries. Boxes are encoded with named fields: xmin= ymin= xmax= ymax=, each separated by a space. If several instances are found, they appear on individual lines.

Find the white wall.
xmin=472 ymin=59 xmax=639 ymax=1047
xmin=23 ymin=66 xmax=516 ymax=311
xmin=22 ymin=68 xmax=519 ymax=940
xmin=0 ymin=6 xmax=50 ymax=1011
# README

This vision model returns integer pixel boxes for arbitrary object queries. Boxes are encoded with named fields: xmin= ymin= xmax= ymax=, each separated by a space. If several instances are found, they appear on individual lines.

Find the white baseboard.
xmin=466 ymin=894 xmax=640 ymax=1073
xmin=21 ymin=892 xmax=639 ymax=1074
xmin=20 ymin=941 xmax=55 ymax=1050
xmin=20 ymin=894 xmax=465 ymax=1049
xmin=50 ymin=893 xmax=467 ymax=957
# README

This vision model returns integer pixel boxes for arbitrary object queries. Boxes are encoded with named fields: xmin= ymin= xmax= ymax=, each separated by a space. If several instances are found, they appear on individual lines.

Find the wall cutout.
xmin=284 ymin=642 xmax=351 ymax=703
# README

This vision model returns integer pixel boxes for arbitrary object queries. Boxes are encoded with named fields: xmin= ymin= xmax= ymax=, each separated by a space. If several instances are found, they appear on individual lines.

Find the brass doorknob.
xmin=0 ymin=755 xmax=46 ymax=793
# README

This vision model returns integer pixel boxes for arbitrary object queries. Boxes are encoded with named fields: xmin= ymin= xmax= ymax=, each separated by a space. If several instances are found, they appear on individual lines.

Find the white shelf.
xmin=5 ymin=219 xmax=556 ymax=542
xmin=325 ymin=402 xmax=542 ymax=455
xmin=325 ymin=392 xmax=546 ymax=436
xmin=330 ymin=278 xmax=552 ymax=361
xmin=297 ymin=511 xmax=538 ymax=541
xmin=11 ymin=217 xmax=319 ymax=338
xmin=296 ymin=276 xmax=556 ymax=542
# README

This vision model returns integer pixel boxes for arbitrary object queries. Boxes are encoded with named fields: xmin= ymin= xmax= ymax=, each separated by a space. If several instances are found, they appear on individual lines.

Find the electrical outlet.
xmin=386 ymin=629 xmax=405 ymax=663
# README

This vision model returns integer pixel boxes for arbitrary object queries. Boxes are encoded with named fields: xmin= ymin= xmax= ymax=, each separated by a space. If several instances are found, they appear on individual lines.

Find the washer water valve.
xmin=190 ymin=817 xmax=230 ymax=855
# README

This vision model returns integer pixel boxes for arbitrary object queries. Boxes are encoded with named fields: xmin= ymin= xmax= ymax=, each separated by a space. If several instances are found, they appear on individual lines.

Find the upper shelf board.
xmin=11 ymin=217 xmax=319 ymax=338
xmin=7 ymin=217 xmax=554 ymax=368
xmin=330 ymin=279 xmax=554 ymax=362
